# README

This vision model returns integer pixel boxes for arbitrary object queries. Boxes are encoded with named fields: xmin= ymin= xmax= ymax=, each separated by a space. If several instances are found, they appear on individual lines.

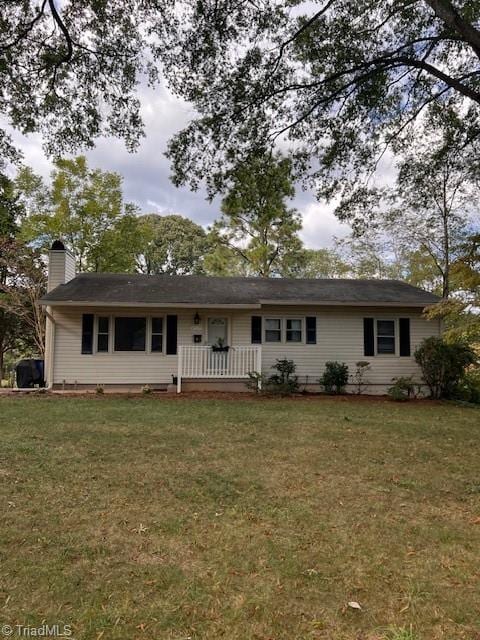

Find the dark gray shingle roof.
xmin=40 ymin=273 xmax=440 ymax=307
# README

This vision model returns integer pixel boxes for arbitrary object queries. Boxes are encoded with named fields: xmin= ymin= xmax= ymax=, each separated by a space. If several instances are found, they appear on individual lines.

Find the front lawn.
xmin=0 ymin=396 xmax=479 ymax=639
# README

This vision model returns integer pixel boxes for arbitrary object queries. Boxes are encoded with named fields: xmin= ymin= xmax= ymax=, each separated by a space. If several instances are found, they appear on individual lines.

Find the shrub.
xmin=142 ymin=384 xmax=152 ymax=395
xmin=351 ymin=361 xmax=371 ymax=394
xmin=320 ymin=361 xmax=349 ymax=394
xmin=414 ymin=337 xmax=477 ymax=399
xmin=267 ymin=358 xmax=299 ymax=395
xmin=246 ymin=359 xmax=299 ymax=395
xmin=388 ymin=376 xmax=416 ymax=401
xmin=95 ymin=384 xmax=104 ymax=395
xmin=452 ymin=368 xmax=480 ymax=404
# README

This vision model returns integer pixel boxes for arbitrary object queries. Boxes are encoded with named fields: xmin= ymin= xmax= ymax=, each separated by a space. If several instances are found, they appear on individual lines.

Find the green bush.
xmin=320 ymin=361 xmax=349 ymax=394
xmin=414 ymin=337 xmax=477 ymax=399
xmin=388 ymin=376 xmax=416 ymax=402
xmin=452 ymin=368 xmax=480 ymax=404
xmin=246 ymin=359 xmax=299 ymax=395
xmin=267 ymin=358 xmax=299 ymax=395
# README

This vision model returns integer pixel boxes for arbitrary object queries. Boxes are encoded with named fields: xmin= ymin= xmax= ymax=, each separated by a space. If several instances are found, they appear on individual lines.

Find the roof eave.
xmin=259 ymin=299 xmax=438 ymax=307
xmin=39 ymin=300 xmax=262 ymax=309
xmin=39 ymin=298 xmax=438 ymax=308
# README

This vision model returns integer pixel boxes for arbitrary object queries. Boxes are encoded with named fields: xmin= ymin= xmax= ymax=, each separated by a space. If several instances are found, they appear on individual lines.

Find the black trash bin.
xmin=15 ymin=359 xmax=45 ymax=388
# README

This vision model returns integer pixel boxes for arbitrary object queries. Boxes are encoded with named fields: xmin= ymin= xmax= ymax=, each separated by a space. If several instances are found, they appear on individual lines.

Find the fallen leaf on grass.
xmin=347 ymin=601 xmax=362 ymax=610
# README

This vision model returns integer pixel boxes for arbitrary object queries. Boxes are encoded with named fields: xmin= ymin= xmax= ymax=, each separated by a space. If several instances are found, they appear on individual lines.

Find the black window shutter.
xmin=81 ymin=314 xmax=94 ymax=354
xmin=399 ymin=318 xmax=411 ymax=357
xmin=306 ymin=316 xmax=316 ymax=344
xmin=363 ymin=318 xmax=374 ymax=356
xmin=166 ymin=315 xmax=178 ymax=355
xmin=251 ymin=316 xmax=262 ymax=344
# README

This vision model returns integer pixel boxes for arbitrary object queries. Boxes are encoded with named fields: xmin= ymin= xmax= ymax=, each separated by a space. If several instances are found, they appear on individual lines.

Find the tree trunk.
xmin=441 ymin=173 xmax=451 ymax=299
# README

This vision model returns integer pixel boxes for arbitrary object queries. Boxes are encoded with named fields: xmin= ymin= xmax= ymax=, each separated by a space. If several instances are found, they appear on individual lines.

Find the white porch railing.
xmin=177 ymin=345 xmax=261 ymax=392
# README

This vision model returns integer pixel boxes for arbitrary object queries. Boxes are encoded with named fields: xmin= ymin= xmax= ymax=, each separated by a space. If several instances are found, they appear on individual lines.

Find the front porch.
xmin=177 ymin=345 xmax=261 ymax=392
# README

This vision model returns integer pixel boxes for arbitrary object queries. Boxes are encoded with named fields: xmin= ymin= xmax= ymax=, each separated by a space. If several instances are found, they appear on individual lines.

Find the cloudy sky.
xmin=11 ymin=82 xmax=358 ymax=249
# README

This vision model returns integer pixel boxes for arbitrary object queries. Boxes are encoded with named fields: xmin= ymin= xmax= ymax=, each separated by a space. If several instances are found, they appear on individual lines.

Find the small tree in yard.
xmin=246 ymin=358 xmax=299 ymax=395
xmin=414 ymin=337 xmax=477 ymax=400
xmin=268 ymin=358 xmax=299 ymax=395
xmin=320 ymin=362 xmax=349 ymax=395
xmin=351 ymin=361 xmax=371 ymax=395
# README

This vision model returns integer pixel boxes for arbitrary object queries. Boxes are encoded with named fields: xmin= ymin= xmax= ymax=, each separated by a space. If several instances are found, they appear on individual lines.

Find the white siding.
xmin=47 ymin=250 xmax=76 ymax=292
xmin=232 ymin=306 xmax=441 ymax=386
xmin=50 ymin=305 xmax=441 ymax=388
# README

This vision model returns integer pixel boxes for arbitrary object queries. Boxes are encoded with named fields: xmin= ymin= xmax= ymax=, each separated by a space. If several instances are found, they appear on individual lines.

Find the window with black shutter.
xmin=306 ymin=317 xmax=316 ymax=344
xmin=363 ymin=318 xmax=374 ymax=356
xmin=81 ymin=314 xmax=94 ymax=354
xmin=399 ymin=318 xmax=411 ymax=356
xmin=251 ymin=316 xmax=262 ymax=344
xmin=166 ymin=315 xmax=177 ymax=355
xmin=377 ymin=320 xmax=395 ymax=354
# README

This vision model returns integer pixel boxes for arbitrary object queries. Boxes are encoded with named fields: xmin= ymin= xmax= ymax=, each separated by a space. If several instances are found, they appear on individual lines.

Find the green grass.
xmin=0 ymin=395 xmax=479 ymax=640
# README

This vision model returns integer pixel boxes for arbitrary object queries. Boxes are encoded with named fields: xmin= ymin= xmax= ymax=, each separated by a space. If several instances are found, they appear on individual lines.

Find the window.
xmin=151 ymin=317 xmax=163 ymax=352
xmin=265 ymin=319 xmax=281 ymax=342
xmin=377 ymin=320 xmax=395 ymax=354
xmin=114 ymin=317 xmax=146 ymax=351
xmin=286 ymin=318 xmax=302 ymax=342
xmin=97 ymin=316 xmax=110 ymax=352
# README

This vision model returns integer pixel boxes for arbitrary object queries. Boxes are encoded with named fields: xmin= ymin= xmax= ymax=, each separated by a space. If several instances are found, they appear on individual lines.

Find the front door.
xmin=208 ymin=317 xmax=228 ymax=346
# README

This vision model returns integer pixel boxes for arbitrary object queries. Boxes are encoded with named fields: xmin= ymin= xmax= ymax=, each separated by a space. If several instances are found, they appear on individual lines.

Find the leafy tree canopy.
xmin=211 ymin=153 xmax=305 ymax=277
xmin=137 ymin=214 xmax=210 ymax=275
xmin=18 ymin=156 xmax=142 ymax=272
xmin=0 ymin=173 xmax=23 ymax=238
xmin=2 ymin=0 xmax=480 ymax=208
xmin=162 ymin=0 xmax=480 ymax=207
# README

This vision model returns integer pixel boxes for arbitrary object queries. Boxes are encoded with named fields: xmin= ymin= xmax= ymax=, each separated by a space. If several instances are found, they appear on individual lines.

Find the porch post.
xmin=177 ymin=346 xmax=182 ymax=393
xmin=257 ymin=346 xmax=262 ymax=391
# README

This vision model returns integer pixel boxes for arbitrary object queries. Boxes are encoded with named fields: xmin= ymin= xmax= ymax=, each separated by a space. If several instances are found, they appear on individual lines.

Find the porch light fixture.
xmin=194 ymin=312 xmax=200 ymax=325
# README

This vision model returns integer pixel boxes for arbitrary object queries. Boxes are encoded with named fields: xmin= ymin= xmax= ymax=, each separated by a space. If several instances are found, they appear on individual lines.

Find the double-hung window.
xmin=151 ymin=318 xmax=163 ymax=352
xmin=286 ymin=319 xmax=302 ymax=342
xmin=376 ymin=320 xmax=395 ymax=354
xmin=97 ymin=317 xmax=110 ymax=352
xmin=265 ymin=319 xmax=281 ymax=342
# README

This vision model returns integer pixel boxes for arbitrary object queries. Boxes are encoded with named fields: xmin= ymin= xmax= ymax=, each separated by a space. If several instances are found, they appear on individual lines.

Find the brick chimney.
xmin=47 ymin=240 xmax=76 ymax=292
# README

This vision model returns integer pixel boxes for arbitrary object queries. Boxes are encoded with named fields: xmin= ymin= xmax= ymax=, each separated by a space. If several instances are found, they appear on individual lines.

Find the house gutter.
xmin=39 ymin=301 xmax=263 ymax=309
xmin=39 ymin=300 xmax=437 ymax=309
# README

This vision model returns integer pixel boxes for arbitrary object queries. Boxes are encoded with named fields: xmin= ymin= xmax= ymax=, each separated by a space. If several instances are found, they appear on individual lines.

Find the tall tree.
xmin=298 ymin=249 xmax=350 ymax=279
xmin=3 ymin=1 xmax=480 ymax=202
xmin=0 ymin=174 xmax=26 ymax=378
xmin=137 ymin=214 xmax=209 ymax=275
xmin=0 ymin=173 xmax=23 ymax=236
xmin=19 ymin=157 xmax=142 ymax=272
xmin=0 ymin=238 xmax=46 ymax=376
xmin=162 ymin=1 xmax=480 ymax=207
xmin=427 ymin=232 xmax=480 ymax=341
xmin=211 ymin=154 xmax=304 ymax=277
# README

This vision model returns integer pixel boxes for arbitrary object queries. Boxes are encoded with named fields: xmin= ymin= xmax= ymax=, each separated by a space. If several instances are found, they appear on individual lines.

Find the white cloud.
xmin=5 ymin=82 xmax=358 ymax=246
xmin=299 ymin=200 xmax=350 ymax=249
